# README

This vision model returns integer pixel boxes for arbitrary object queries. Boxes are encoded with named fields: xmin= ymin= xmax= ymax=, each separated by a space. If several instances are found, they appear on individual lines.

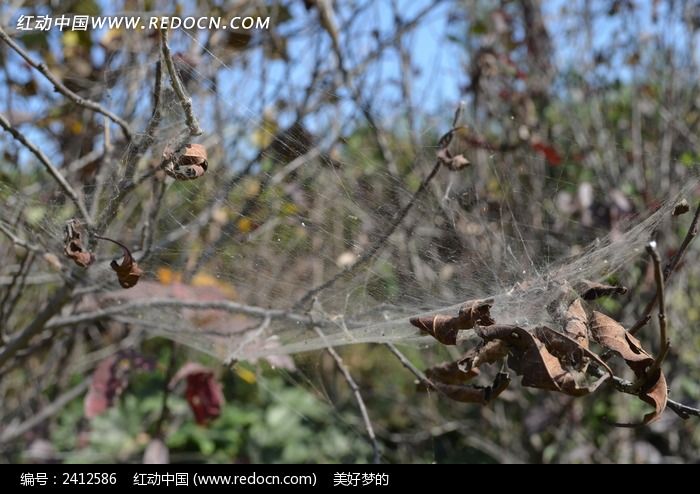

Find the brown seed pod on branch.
xmin=162 ymin=143 xmax=208 ymax=180
xmin=63 ymin=219 xmax=94 ymax=267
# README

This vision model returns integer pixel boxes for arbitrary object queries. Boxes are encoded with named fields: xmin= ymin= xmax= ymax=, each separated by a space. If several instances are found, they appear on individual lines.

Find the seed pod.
xmin=163 ymin=143 xmax=208 ymax=180
xmin=63 ymin=219 xmax=94 ymax=268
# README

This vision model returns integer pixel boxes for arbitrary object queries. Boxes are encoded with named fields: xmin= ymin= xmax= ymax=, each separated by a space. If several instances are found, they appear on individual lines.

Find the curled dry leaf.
xmin=163 ymin=143 xmax=208 ymax=180
xmin=63 ymin=219 xmax=94 ymax=267
xmin=428 ymin=372 xmax=511 ymax=404
xmin=95 ymin=235 xmax=143 ymax=288
xmin=574 ymin=280 xmax=627 ymax=300
xmin=563 ymin=298 xmax=588 ymax=349
xmin=84 ymin=350 xmax=155 ymax=418
xmin=590 ymin=311 xmax=668 ymax=423
xmin=672 ymin=198 xmax=690 ymax=216
xmin=425 ymin=359 xmax=479 ymax=386
xmin=638 ymin=368 xmax=668 ymax=425
xmin=436 ymin=126 xmax=472 ymax=170
xmin=409 ymin=298 xmax=493 ymax=345
xmin=458 ymin=339 xmax=509 ymax=374
xmin=590 ymin=311 xmax=651 ymax=374
xmin=171 ymin=362 xmax=224 ymax=425
xmin=476 ymin=325 xmax=609 ymax=397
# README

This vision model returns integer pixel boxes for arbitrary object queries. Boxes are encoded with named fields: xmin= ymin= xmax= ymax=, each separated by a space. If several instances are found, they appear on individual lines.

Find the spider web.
xmin=1 ymin=10 xmax=699 ymax=372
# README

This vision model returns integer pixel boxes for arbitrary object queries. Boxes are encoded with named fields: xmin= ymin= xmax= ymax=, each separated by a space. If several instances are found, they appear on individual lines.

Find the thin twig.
xmin=0 ymin=283 xmax=74 ymax=369
xmin=160 ymin=29 xmax=202 ymax=137
xmin=638 ymin=242 xmax=670 ymax=387
xmin=0 ymin=113 xmax=92 ymax=225
xmin=0 ymin=221 xmax=43 ymax=253
xmin=140 ymin=178 xmax=167 ymax=260
xmin=588 ymin=365 xmax=700 ymax=420
xmin=664 ymin=201 xmax=700 ymax=279
xmin=315 ymin=327 xmax=381 ymax=464
xmin=384 ymin=342 xmax=436 ymax=391
xmin=0 ymin=26 xmax=132 ymax=140
xmin=0 ymin=251 xmax=34 ymax=340
xmin=294 ymin=160 xmax=441 ymax=310
xmin=45 ymin=298 xmax=316 ymax=330
xmin=631 ymin=202 xmax=700 ymax=335
xmin=0 ymin=379 xmax=89 ymax=443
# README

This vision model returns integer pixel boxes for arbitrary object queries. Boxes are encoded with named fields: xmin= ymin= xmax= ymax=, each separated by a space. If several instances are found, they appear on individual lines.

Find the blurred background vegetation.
xmin=1 ymin=0 xmax=700 ymax=463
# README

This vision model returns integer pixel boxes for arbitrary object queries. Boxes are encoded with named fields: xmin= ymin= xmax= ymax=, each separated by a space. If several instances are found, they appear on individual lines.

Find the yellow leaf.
xmin=192 ymin=272 xmax=237 ymax=298
xmin=237 ymin=217 xmax=253 ymax=234
xmin=156 ymin=267 xmax=181 ymax=285
xmin=62 ymin=31 xmax=80 ymax=49
xmin=69 ymin=120 xmax=83 ymax=134
xmin=235 ymin=366 xmax=256 ymax=384
xmin=281 ymin=202 xmax=298 ymax=216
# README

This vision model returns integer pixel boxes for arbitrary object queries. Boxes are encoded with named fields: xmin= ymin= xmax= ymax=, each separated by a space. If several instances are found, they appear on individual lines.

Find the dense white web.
xmin=1 ymin=23 xmax=698 ymax=373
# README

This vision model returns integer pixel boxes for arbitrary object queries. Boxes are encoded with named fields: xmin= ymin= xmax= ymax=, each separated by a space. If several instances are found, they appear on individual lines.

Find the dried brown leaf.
xmin=429 ymin=371 xmax=510 ymax=404
xmin=639 ymin=368 xmax=668 ymax=424
xmin=63 ymin=219 xmax=94 ymax=268
xmin=590 ymin=311 xmax=668 ymax=422
xmin=458 ymin=339 xmax=509 ymax=374
xmin=436 ymin=127 xmax=472 ymax=170
xmin=163 ymin=143 xmax=208 ymax=180
xmin=95 ymin=235 xmax=143 ymax=288
xmin=575 ymin=280 xmax=627 ymax=300
xmin=425 ymin=359 xmax=479 ymax=385
xmin=477 ymin=325 xmax=608 ymax=396
xmin=409 ymin=298 xmax=493 ymax=345
xmin=563 ymin=298 xmax=588 ymax=349
xmin=672 ymin=199 xmax=690 ymax=216
xmin=590 ymin=311 xmax=651 ymax=374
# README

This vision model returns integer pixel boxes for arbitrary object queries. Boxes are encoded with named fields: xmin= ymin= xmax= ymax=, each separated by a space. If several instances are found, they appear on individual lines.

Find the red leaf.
xmin=171 ymin=362 xmax=224 ymax=425
xmin=531 ymin=142 xmax=562 ymax=166
xmin=84 ymin=350 xmax=154 ymax=418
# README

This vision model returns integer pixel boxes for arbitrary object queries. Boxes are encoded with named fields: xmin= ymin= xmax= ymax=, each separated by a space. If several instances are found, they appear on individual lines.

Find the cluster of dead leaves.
xmin=63 ymin=219 xmax=143 ymax=289
xmin=162 ymin=143 xmax=208 ymax=180
xmin=411 ymin=281 xmax=668 ymax=424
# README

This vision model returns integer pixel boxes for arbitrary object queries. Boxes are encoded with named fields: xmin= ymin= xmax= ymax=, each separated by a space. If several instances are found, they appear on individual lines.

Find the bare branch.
xmin=0 ymin=379 xmax=89 ymax=443
xmin=384 ymin=342 xmax=436 ymax=391
xmin=0 ymin=113 xmax=92 ymax=225
xmin=160 ymin=29 xmax=202 ymax=137
xmin=0 ymin=221 xmax=43 ymax=253
xmin=46 ymin=298 xmax=316 ymax=330
xmin=664 ymin=201 xmax=700 ymax=280
xmin=647 ymin=242 xmax=669 ymax=361
xmin=0 ymin=26 xmax=132 ymax=140
xmin=0 ymin=283 xmax=74 ymax=369
xmin=631 ymin=201 xmax=700 ymax=335
xmin=315 ymin=327 xmax=381 ymax=464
